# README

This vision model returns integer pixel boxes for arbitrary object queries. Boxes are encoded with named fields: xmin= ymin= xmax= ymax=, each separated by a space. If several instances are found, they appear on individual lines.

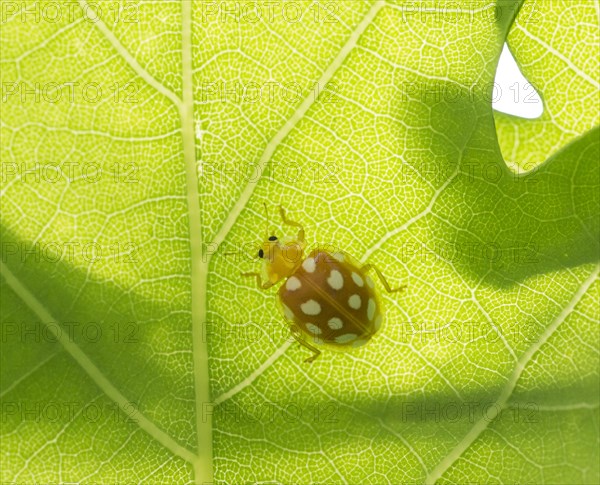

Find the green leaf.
xmin=495 ymin=0 xmax=600 ymax=169
xmin=1 ymin=1 xmax=598 ymax=484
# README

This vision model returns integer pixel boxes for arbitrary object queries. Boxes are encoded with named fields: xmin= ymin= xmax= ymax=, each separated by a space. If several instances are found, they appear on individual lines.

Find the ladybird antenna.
xmin=263 ymin=202 xmax=270 ymax=239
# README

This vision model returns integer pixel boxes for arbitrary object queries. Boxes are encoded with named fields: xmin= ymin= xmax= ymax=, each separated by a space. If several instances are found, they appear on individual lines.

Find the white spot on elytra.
xmin=335 ymin=333 xmax=357 ymax=344
xmin=301 ymin=299 xmax=321 ymax=315
xmin=352 ymin=339 xmax=368 ymax=347
xmin=366 ymin=276 xmax=374 ymax=288
xmin=302 ymin=258 xmax=316 ymax=273
xmin=281 ymin=304 xmax=294 ymax=320
xmin=374 ymin=314 xmax=382 ymax=331
xmin=327 ymin=270 xmax=344 ymax=290
xmin=348 ymin=294 xmax=361 ymax=310
xmin=305 ymin=323 xmax=322 ymax=335
xmin=327 ymin=317 xmax=343 ymax=330
xmin=286 ymin=276 xmax=301 ymax=291
xmin=311 ymin=336 xmax=324 ymax=345
xmin=367 ymin=298 xmax=376 ymax=320
xmin=351 ymin=272 xmax=364 ymax=287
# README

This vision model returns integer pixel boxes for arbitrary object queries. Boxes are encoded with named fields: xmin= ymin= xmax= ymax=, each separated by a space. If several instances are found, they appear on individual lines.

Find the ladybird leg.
xmin=289 ymin=325 xmax=321 ymax=363
xmin=360 ymin=264 xmax=407 ymax=293
xmin=240 ymin=272 xmax=274 ymax=290
xmin=278 ymin=206 xmax=305 ymax=245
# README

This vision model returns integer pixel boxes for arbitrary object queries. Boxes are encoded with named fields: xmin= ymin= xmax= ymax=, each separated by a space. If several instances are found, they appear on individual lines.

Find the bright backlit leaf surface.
xmin=1 ymin=1 xmax=598 ymax=483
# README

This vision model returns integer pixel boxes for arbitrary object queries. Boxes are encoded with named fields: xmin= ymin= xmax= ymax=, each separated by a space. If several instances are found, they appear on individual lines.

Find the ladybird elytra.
xmin=241 ymin=205 xmax=406 ymax=363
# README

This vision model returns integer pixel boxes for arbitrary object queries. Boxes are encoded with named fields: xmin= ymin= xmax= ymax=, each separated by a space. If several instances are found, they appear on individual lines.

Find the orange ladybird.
xmin=242 ymin=206 xmax=406 ymax=362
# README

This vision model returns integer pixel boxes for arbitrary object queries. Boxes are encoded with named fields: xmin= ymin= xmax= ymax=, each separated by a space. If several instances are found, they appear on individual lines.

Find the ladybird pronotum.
xmin=242 ymin=205 xmax=406 ymax=363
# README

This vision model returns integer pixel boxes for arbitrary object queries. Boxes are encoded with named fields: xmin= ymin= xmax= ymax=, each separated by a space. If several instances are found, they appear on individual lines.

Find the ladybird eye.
xmin=258 ymin=249 xmax=264 ymax=259
xmin=268 ymin=235 xmax=277 ymax=241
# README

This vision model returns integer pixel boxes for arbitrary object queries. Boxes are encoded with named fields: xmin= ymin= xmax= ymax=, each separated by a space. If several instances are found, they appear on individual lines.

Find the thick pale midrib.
xmin=425 ymin=263 xmax=600 ymax=484
xmin=180 ymin=1 xmax=213 ymax=484
xmin=82 ymin=0 xmax=210 ymax=480
xmin=2 ymin=2 xmax=199 ymax=474
xmin=0 ymin=262 xmax=197 ymax=464
xmin=209 ymin=0 xmax=387 ymax=250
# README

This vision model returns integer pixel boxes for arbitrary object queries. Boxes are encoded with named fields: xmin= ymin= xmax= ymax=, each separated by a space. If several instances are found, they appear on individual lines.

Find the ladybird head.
xmin=257 ymin=234 xmax=304 ymax=285
xmin=256 ymin=204 xmax=305 ymax=285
